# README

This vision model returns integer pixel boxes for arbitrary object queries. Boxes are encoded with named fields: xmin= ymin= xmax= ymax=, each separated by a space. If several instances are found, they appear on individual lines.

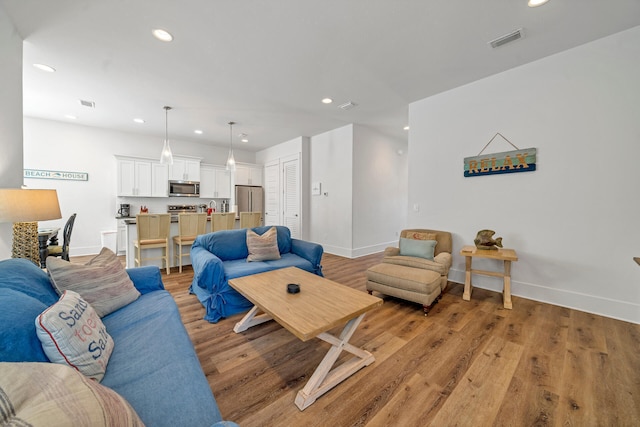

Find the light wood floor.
xmin=76 ymin=252 xmax=640 ymax=426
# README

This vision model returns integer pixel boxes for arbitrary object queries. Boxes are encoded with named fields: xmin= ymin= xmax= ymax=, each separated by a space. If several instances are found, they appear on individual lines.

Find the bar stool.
xmin=173 ymin=213 xmax=207 ymax=273
xmin=239 ymin=212 xmax=261 ymax=229
xmin=211 ymin=212 xmax=236 ymax=232
xmin=134 ymin=214 xmax=171 ymax=274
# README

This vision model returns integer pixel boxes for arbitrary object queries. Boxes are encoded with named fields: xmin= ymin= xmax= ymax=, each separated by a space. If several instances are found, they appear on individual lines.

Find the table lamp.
xmin=0 ymin=188 xmax=62 ymax=266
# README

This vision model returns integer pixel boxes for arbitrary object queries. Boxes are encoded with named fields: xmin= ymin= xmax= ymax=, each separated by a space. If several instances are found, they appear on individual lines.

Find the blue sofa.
xmin=0 ymin=258 xmax=237 ymax=427
xmin=190 ymin=225 xmax=323 ymax=323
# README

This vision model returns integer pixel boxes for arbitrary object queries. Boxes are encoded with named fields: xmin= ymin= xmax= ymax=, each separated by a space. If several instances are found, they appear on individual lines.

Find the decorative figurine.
xmin=474 ymin=229 xmax=503 ymax=250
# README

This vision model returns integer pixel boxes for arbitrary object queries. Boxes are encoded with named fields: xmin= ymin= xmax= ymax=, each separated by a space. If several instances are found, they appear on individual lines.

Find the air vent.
xmin=338 ymin=101 xmax=357 ymax=110
xmin=488 ymin=28 xmax=524 ymax=48
xmin=79 ymin=99 xmax=95 ymax=108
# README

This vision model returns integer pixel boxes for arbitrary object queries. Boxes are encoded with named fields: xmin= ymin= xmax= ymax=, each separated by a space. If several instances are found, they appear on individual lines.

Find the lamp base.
xmin=12 ymin=221 xmax=40 ymax=266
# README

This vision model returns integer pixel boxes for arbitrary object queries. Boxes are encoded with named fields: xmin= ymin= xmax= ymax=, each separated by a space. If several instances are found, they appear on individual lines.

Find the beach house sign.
xmin=463 ymin=133 xmax=536 ymax=177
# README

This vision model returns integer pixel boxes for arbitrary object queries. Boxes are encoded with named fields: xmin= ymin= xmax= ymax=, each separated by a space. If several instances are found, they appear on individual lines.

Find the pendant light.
xmin=160 ymin=106 xmax=174 ymax=165
xmin=226 ymin=121 xmax=236 ymax=171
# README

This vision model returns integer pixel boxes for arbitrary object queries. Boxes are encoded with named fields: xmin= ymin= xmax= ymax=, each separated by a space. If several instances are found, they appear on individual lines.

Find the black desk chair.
xmin=48 ymin=213 xmax=77 ymax=261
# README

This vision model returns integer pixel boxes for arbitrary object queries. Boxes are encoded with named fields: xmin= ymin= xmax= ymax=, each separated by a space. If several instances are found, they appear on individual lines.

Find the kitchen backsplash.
xmin=116 ymin=196 xmax=230 ymax=216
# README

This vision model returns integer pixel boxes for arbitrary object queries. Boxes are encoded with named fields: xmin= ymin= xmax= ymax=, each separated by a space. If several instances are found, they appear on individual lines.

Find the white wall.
xmin=310 ymin=125 xmax=354 ymax=256
xmin=23 ymin=117 xmax=255 ymax=256
xmin=309 ymin=124 xmax=408 ymax=257
xmin=0 ymin=8 xmax=24 ymax=258
xmin=352 ymin=125 xmax=407 ymax=256
xmin=408 ymin=26 xmax=640 ymax=323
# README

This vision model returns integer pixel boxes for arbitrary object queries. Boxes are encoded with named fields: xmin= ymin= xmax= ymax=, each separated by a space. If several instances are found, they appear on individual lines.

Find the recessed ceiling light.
xmin=403 ymin=126 xmax=410 ymax=130
xmin=528 ymin=0 xmax=550 ymax=7
xmin=152 ymin=28 xmax=173 ymax=42
xmin=133 ymin=118 xmax=145 ymax=124
xmin=241 ymin=138 xmax=248 ymax=143
xmin=33 ymin=63 xmax=56 ymax=72
xmin=321 ymin=98 xmax=333 ymax=104
xmin=194 ymin=129 xmax=203 ymax=135
xmin=65 ymin=114 xmax=77 ymax=120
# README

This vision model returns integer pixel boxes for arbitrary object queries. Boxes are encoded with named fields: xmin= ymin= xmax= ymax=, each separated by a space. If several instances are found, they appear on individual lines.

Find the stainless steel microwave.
xmin=169 ymin=180 xmax=200 ymax=197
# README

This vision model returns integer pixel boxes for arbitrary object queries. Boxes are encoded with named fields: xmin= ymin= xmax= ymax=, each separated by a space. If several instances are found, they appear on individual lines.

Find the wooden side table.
xmin=460 ymin=245 xmax=518 ymax=309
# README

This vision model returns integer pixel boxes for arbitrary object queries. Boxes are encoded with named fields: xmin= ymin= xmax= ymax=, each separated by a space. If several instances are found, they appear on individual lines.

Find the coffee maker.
xmin=117 ymin=204 xmax=131 ymax=217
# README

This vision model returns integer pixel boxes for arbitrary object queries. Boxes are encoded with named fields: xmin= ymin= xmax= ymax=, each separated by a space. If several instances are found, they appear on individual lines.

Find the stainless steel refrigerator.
xmin=235 ymin=185 xmax=264 ymax=224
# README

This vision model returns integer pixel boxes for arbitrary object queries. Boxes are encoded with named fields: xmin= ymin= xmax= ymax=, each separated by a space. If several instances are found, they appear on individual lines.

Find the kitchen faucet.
xmin=208 ymin=200 xmax=217 ymax=209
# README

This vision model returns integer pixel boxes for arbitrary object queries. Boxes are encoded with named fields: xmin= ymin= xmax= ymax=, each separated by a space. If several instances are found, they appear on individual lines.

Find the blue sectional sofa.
xmin=190 ymin=225 xmax=324 ymax=322
xmin=0 ymin=258 xmax=236 ymax=427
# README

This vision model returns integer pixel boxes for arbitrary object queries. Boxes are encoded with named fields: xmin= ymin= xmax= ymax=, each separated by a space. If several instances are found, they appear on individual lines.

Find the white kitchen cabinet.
xmin=116 ymin=219 xmax=127 ymax=255
xmin=169 ymin=156 xmax=201 ymax=182
xmin=235 ymin=164 xmax=263 ymax=186
xmin=200 ymin=165 xmax=231 ymax=199
xmin=117 ymin=157 xmax=152 ymax=197
xmin=215 ymin=168 xmax=231 ymax=198
xmin=151 ymin=162 xmax=169 ymax=197
xmin=199 ymin=165 xmax=216 ymax=198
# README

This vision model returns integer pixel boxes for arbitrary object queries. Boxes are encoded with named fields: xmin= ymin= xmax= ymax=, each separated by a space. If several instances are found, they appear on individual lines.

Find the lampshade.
xmin=160 ymin=106 xmax=174 ymax=165
xmin=226 ymin=121 xmax=236 ymax=171
xmin=0 ymin=188 xmax=62 ymax=266
xmin=0 ymin=189 xmax=62 ymax=223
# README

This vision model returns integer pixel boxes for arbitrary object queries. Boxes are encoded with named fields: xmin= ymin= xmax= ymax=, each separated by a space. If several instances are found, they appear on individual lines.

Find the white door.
xmin=282 ymin=157 xmax=300 ymax=238
xmin=264 ymin=161 xmax=280 ymax=226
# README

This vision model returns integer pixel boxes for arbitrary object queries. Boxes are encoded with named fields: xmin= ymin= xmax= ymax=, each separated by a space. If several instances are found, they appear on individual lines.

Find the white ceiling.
xmin=2 ymin=0 xmax=639 ymax=151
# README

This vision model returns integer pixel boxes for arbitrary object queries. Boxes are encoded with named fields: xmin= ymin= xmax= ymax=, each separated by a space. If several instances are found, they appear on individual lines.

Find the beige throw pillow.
xmin=46 ymin=247 xmax=140 ymax=317
xmin=35 ymin=290 xmax=114 ymax=382
xmin=246 ymin=226 xmax=281 ymax=262
xmin=0 ymin=362 xmax=144 ymax=426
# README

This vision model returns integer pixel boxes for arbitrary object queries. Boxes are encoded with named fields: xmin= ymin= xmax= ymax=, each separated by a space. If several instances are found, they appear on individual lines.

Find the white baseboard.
xmin=323 ymin=241 xmax=395 ymax=259
xmin=448 ymin=268 xmax=640 ymax=325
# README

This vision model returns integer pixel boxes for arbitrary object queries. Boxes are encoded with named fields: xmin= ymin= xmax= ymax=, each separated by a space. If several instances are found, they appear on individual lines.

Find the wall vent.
xmin=79 ymin=99 xmax=95 ymax=108
xmin=488 ymin=28 xmax=524 ymax=48
xmin=338 ymin=101 xmax=357 ymax=110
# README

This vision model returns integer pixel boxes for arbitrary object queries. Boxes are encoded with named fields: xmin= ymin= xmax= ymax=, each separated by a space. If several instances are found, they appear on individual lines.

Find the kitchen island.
xmin=122 ymin=215 xmax=238 ymax=269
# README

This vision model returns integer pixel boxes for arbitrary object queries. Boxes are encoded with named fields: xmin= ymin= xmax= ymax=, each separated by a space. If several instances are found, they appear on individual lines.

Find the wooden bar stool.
xmin=173 ymin=213 xmax=207 ymax=273
xmin=134 ymin=214 xmax=171 ymax=274
xmin=239 ymin=212 xmax=261 ymax=229
xmin=211 ymin=212 xmax=236 ymax=232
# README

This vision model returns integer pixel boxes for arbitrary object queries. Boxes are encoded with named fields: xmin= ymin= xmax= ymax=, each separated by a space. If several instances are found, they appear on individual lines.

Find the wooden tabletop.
xmin=228 ymin=267 xmax=382 ymax=341
xmin=460 ymin=245 xmax=518 ymax=261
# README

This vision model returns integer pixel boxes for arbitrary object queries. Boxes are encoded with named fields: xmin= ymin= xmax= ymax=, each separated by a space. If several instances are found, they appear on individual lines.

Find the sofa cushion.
xmin=196 ymin=225 xmax=293 ymax=261
xmin=399 ymin=237 xmax=437 ymax=260
xmin=0 ymin=258 xmax=59 ymax=305
xmin=36 ymin=290 xmax=114 ymax=382
xmin=0 ymin=289 xmax=50 ymax=362
xmin=247 ymin=226 xmax=281 ymax=262
xmin=101 ymin=290 xmax=225 ymax=427
xmin=46 ymin=248 xmax=140 ymax=317
xmin=0 ymin=362 xmax=143 ymax=426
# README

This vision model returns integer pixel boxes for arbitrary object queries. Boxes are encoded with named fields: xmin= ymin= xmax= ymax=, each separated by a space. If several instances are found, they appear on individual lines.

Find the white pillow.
xmin=35 ymin=290 xmax=114 ymax=382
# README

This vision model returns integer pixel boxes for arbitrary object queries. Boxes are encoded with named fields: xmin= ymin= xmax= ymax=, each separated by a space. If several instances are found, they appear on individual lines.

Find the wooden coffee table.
xmin=228 ymin=267 xmax=383 ymax=410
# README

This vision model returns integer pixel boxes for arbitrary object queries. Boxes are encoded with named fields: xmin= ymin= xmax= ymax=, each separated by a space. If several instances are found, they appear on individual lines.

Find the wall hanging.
xmin=463 ymin=132 xmax=536 ymax=177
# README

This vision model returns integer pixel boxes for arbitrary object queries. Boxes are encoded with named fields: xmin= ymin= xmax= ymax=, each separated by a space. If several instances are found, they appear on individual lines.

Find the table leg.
xmin=503 ymin=260 xmax=513 ymax=309
xmin=294 ymin=313 xmax=374 ymax=410
xmin=462 ymin=255 xmax=473 ymax=301
xmin=233 ymin=305 xmax=272 ymax=333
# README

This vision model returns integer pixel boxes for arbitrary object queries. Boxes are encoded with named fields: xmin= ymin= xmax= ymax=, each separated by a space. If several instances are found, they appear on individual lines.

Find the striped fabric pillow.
xmin=0 ymin=362 xmax=144 ymax=426
xmin=46 ymin=247 xmax=140 ymax=317
xmin=246 ymin=226 xmax=281 ymax=262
